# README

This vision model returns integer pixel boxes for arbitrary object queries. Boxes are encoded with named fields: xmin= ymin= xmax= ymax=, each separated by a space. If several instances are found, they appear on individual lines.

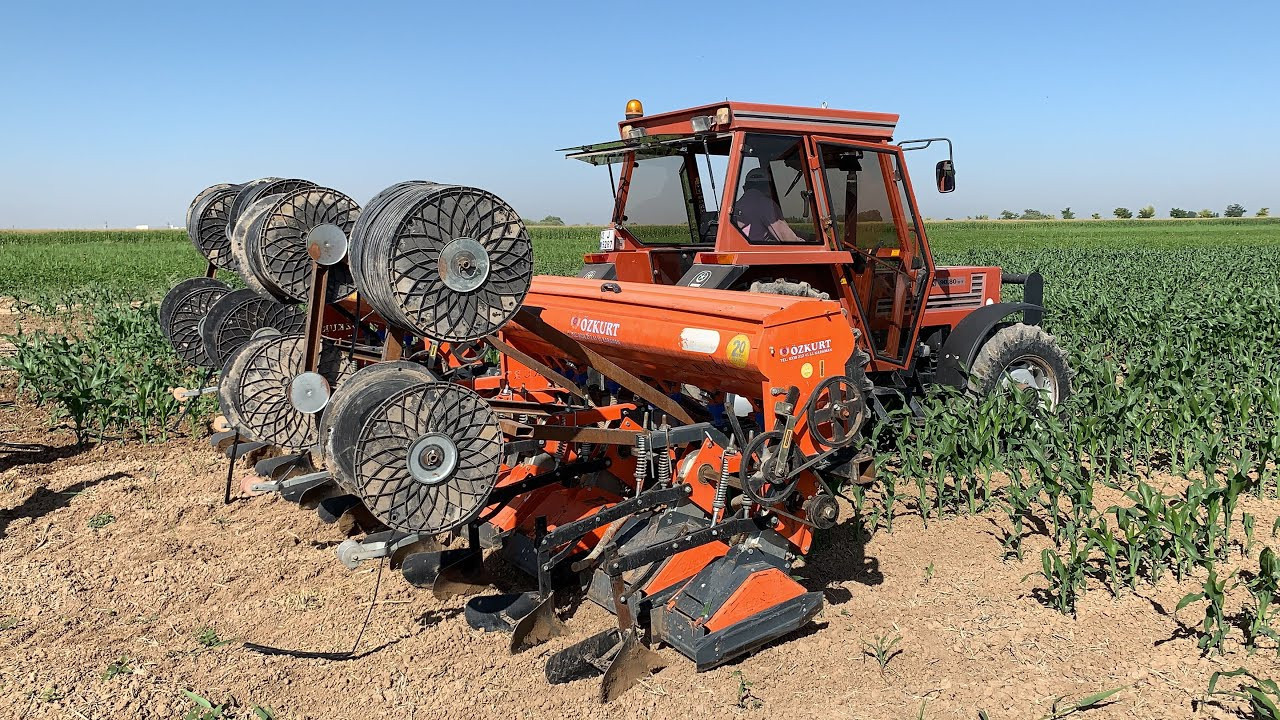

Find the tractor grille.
xmin=926 ymin=273 xmax=987 ymax=310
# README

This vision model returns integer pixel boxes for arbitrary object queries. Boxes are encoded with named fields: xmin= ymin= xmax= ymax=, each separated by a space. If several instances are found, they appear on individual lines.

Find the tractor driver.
xmin=733 ymin=168 xmax=808 ymax=244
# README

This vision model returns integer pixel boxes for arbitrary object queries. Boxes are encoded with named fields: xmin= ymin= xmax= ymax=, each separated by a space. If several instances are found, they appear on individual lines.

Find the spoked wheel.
xmin=226 ymin=178 xmax=316 ymax=240
xmin=352 ymin=382 xmax=501 ymax=534
xmin=349 ymin=182 xmax=534 ymax=343
xmin=186 ymin=183 xmax=242 ymax=270
xmin=216 ymin=335 xmax=279 ymax=438
xmin=232 ymin=334 xmax=355 ymax=452
xmin=200 ymin=288 xmax=305 ymax=368
xmin=969 ymin=323 xmax=1072 ymax=411
xmin=241 ymin=187 xmax=362 ymax=303
xmin=739 ymin=431 xmax=801 ymax=505
xmin=319 ymin=361 xmax=437 ymax=493
xmin=161 ymin=278 xmax=230 ymax=367
xmin=805 ymin=375 xmax=869 ymax=450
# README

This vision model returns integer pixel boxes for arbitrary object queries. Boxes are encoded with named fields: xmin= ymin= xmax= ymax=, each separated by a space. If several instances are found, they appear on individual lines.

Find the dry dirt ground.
xmin=3 ymin=370 xmax=1280 ymax=719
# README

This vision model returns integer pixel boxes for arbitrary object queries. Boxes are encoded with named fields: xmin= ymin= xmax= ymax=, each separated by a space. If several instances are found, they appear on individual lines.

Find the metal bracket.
xmin=335 ymin=530 xmax=424 ymax=570
xmin=249 ymin=470 xmax=331 ymax=495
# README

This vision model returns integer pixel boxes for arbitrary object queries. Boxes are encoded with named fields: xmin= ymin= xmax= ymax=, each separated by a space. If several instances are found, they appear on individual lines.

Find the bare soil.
xmin=2 ymin=384 xmax=1278 ymax=719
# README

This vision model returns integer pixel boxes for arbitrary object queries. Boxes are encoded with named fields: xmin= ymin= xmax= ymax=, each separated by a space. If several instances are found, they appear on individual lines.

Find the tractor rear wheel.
xmin=968 ymin=323 xmax=1071 ymax=410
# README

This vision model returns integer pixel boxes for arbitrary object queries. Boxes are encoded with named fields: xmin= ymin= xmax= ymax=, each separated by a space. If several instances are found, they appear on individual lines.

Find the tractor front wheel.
xmin=968 ymin=323 xmax=1072 ymax=410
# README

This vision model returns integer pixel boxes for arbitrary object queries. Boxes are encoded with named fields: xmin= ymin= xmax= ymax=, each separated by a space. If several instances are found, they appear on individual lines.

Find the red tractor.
xmin=567 ymin=99 xmax=1070 ymax=412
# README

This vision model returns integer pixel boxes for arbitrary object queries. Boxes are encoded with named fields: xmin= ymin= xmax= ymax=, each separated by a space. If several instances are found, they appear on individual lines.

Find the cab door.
xmin=809 ymin=138 xmax=933 ymax=367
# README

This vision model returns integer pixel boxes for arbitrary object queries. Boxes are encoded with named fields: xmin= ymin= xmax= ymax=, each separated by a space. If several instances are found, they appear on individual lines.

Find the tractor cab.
xmin=565 ymin=100 xmax=952 ymax=372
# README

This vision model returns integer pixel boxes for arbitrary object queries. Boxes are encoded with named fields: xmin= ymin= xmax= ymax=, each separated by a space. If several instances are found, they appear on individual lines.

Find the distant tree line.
xmin=985 ymin=204 xmax=1268 ymax=220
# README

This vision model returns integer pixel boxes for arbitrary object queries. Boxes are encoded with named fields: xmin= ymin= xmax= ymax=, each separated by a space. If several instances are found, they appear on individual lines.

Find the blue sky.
xmin=0 ymin=1 xmax=1275 ymax=228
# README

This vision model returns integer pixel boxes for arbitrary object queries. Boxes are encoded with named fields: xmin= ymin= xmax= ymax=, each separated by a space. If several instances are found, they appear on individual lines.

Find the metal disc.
xmin=233 ymin=334 xmax=355 ymax=452
xmin=353 ymin=382 xmax=501 ymax=533
xmin=289 ymin=371 xmax=331 ymax=414
xmin=307 ymin=223 xmax=349 ymax=266
xmin=406 ymin=433 xmax=459 ymax=485
xmin=164 ymin=279 xmax=231 ymax=367
xmin=200 ymin=288 xmax=305 ymax=368
xmin=319 ymin=361 xmax=437 ymax=493
xmin=187 ymin=183 xmax=242 ymax=270
xmin=349 ymin=182 xmax=533 ymax=343
xmin=438 ymin=237 xmax=491 ymax=292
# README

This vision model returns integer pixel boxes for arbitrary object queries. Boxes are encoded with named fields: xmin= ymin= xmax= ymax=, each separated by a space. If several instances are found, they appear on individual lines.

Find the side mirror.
xmin=936 ymin=160 xmax=956 ymax=193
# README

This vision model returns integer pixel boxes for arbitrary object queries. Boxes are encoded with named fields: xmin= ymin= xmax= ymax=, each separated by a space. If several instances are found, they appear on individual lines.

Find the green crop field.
xmin=2 ymin=219 xmax=1277 ymax=299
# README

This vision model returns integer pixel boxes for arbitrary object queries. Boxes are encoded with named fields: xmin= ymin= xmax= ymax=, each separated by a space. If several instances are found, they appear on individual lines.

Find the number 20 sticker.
xmin=726 ymin=334 xmax=751 ymax=368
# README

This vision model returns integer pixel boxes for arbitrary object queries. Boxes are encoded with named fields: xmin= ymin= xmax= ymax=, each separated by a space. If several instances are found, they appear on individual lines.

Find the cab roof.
xmin=562 ymin=101 xmax=899 ymax=164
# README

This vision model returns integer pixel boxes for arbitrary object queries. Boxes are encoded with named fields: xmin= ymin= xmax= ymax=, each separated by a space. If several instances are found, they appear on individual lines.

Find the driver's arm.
xmin=768 ymin=217 xmax=807 ymax=243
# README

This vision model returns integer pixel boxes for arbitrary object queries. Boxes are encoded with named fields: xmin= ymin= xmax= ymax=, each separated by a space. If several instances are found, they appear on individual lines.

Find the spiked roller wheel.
xmin=238 ymin=187 xmax=362 ymax=303
xmin=186 ymin=183 xmax=242 ymax=269
xmin=352 ymin=382 xmax=501 ymax=533
xmin=349 ymin=181 xmax=533 ymax=343
xmin=161 ymin=278 xmax=230 ymax=367
xmin=319 ymin=361 xmax=437 ymax=493
xmin=232 ymin=334 xmax=355 ymax=452
xmin=200 ymin=289 xmax=305 ymax=368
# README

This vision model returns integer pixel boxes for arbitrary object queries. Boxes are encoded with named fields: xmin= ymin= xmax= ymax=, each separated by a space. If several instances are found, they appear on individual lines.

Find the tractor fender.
xmin=935 ymin=302 xmax=1043 ymax=388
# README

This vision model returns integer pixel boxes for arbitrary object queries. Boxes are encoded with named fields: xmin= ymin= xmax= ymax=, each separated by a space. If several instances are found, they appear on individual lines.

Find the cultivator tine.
xmin=315 ymin=495 xmax=384 ymax=535
xmin=253 ymin=453 xmax=310 ymax=482
xmin=546 ymin=548 xmax=664 ymax=700
xmin=431 ymin=548 xmax=489 ymax=599
xmin=598 ymin=630 xmax=666 ymax=703
xmin=509 ymin=593 xmax=569 ymax=652
xmin=209 ymin=428 xmax=238 ymax=451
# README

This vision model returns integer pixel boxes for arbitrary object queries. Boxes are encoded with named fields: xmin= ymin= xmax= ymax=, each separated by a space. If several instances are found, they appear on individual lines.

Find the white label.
xmin=679 ymin=328 xmax=721 ymax=354
xmin=599 ymin=229 xmax=616 ymax=251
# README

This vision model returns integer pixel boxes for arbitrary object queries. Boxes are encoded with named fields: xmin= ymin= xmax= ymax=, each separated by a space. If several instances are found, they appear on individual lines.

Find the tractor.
xmin=568 ymin=99 xmax=1070 ymax=411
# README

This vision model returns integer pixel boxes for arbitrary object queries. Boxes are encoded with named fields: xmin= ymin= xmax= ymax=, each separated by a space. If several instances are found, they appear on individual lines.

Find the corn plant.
xmin=1240 ymin=548 xmax=1280 ymax=653
xmin=1177 ymin=565 xmax=1237 ymax=655
xmin=1207 ymin=668 xmax=1280 ymax=719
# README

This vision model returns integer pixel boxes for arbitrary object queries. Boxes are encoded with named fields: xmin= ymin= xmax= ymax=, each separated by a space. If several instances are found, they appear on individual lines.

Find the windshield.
xmin=618 ymin=138 xmax=729 ymax=245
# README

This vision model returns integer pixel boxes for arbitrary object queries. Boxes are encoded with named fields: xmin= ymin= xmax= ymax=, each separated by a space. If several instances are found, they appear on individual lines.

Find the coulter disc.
xmin=352 ymin=382 xmax=501 ymax=533
xmin=319 ymin=361 xmax=437 ymax=493
xmin=187 ymin=183 xmax=242 ymax=269
xmin=200 ymin=288 xmax=305 ymax=368
xmin=233 ymin=334 xmax=355 ymax=452
xmin=162 ymin=278 xmax=230 ymax=367
xmin=349 ymin=182 xmax=533 ymax=343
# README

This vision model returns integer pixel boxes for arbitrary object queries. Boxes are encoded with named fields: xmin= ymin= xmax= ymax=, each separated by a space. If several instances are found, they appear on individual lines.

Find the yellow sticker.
xmin=800 ymin=362 xmax=814 ymax=379
xmin=726 ymin=334 xmax=751 ymax=368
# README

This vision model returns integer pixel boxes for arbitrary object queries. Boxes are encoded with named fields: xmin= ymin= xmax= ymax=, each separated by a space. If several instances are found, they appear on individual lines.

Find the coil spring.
xmin=656 ymin=446 xmax=672 ymax=486
xmin=555 ymin=440 xmax=570 ymax=464
xmin=712 ymin=452 xmax=732 ymax=521
xmin=634 ymin=435 xmax=649 ymax=490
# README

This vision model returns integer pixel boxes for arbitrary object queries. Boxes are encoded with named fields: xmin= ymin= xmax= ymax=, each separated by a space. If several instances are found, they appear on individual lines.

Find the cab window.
xmin=730 ymin=134 xmax=818 ymax=245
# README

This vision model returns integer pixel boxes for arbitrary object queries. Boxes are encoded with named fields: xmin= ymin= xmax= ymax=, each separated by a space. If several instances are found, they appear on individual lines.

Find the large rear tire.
xmin=968 ymin=323 xmax=1071 ymax=410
